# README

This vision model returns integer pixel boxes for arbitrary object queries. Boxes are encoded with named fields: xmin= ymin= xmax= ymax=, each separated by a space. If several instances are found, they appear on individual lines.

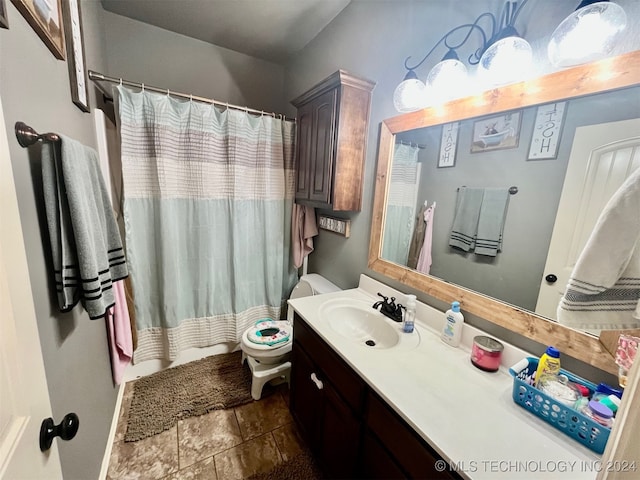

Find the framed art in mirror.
xmin=0 ymin=0 xmax=8 ymax=29
xmin=11 ymin=0 xmax=65 ymax=59
xmin=62 ymin=0 xmax=89 ymax=112
xmin=369 ymin=50 xmax=640 ymax=375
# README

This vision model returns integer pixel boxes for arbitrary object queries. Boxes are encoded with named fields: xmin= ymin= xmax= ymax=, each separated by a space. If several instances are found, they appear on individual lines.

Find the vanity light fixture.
xmin=548 ymin=0 xmax=627 ymax=68
xmin=393 ymin=1 xmax=532 ymax=113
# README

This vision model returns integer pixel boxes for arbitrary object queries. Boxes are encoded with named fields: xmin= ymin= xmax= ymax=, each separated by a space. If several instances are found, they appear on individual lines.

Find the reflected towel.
xmin=558 ymin=168 xmax=640 ymax=331
xmin=41 ymin=136 xmax=128 ymax=319
xmin=292 ymin=204 xmax=318 ymax=268
xmin=449 ymin=188 xmax=484 ymax=252
xmin=106 ymin=280 xmax=133 ymax=385
xmin=416 ymin=202 xmax=436 ymax=274
xmin=475 ymin=188 xmax=510 ymax=257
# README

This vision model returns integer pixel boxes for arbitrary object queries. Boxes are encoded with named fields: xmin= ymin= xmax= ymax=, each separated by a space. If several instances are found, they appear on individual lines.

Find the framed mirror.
xmin=369 ymin=50 xmax=640 ymax=375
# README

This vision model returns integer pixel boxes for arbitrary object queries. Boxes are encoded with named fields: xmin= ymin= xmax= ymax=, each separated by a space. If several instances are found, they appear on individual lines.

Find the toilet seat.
xmin=247 ymin=319 xmax=291 ymax=346
xmin=240 ymin=323 xmax=293 ymax=360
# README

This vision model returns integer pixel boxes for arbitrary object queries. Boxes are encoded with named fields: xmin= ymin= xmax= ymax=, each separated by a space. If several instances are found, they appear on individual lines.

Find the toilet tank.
xmin=288 ymin=274 xmax=341 ymax=321
xmin=290 ymin=273 xmax=341 ymax=299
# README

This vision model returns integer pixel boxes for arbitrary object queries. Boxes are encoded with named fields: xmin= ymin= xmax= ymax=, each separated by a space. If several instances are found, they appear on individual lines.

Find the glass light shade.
xmin=478 ymin=36 xmax=533 ymax=87
xmin=426 ymin=59 xmax=469 ymax=104
xmin=548 ymin=2 xmax=627 ymax=68
xmin=393 ymin=78 xmax=427 ymax=112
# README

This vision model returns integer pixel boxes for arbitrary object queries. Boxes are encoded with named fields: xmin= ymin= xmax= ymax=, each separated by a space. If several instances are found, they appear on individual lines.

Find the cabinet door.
xmin=295 ymin=102 xmax=314 ymax=201
xmin=318 ymin=381 xmax=361 ymax=479
xmin=290 ymin=343 xmax=323 ymax=453
xmin=309 ymin=89 xmax=337 ymax=205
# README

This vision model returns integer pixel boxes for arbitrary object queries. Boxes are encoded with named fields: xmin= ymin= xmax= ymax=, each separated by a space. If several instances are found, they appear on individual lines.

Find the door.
xmin=535 ymin=118 xmax=640 ymax=318
xmin=0 ymin=98 xmax=62 ymax=478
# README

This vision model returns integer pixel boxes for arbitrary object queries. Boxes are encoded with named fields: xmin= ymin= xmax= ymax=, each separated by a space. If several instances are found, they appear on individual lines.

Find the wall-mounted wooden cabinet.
xmin=291 ymin=70 xmax=375 ymax=211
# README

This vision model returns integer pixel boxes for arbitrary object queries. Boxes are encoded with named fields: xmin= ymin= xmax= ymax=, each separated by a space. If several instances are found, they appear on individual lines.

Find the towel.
xmin=292 ymin=204 xmax=318 ymax=268
xmin=41 ymin=135 xmax=128 ymax=319
xmin=475 ymin=188 xmax=510 ymax=256
xmin=449 ymin=187 xmax=484 ymax=252
xmin=557 ymin=167 xmax=640 ymax=331
xmin=407 ymin=203 xmax=427 ymax=269
xmin=106 ymin=280 xmax=133 ymax=385
xmin=416 ymin=202 xmax=436 ymax=274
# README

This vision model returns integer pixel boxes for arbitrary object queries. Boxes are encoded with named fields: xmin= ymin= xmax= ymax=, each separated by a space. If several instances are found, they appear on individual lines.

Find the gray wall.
xmin=101 ymin=10 xmax=287 ymax=114
xmin=1 ymin=4 xmax=288 ymax=479
xmin=1 ymin=2 xmax=114 ymax=479
xmin=285 ymin=0 xmax=640 ymax=382
xmin=396 ymin=87 xmax=640 ymax=312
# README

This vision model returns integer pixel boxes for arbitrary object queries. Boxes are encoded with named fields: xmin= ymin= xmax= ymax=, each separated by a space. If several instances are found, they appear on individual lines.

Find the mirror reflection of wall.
xmin=382 ymin=85 xmax=640 ymax=321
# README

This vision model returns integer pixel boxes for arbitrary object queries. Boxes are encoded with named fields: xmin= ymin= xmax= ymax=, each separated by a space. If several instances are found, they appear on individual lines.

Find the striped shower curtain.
xmin=117 ymin=87 xmax=298 ymax=362
xmin=381 ymin=143 xmax=421 ymax=266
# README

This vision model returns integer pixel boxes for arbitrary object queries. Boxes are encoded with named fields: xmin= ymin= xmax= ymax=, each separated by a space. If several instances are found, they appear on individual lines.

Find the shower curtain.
xmin=381 ymin=143 xmax=421 ymax=266
xmin=117 ymin=87 xmax=298 ymax=362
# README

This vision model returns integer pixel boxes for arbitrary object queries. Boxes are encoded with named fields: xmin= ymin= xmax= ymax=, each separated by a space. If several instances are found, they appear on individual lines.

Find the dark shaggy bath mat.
xmin=246 ymin=450 xmax=322 ymax=480
xmin=125 ymin=350 xmax=253 ymax=442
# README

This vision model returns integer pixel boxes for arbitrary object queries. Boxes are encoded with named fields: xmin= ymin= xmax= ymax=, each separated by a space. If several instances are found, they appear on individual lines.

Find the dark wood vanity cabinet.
xmin=291 ymin=70 xmax=375 ymax=211
xmin=290 ymin=313 xmax=459 ymax=480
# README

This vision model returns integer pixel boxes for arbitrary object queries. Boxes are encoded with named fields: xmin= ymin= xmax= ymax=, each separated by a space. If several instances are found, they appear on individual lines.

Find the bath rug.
xmin=245 ymin=449 xmax=322 ymax=480
xmin=125 ymin=350 xmax=253 ymax=442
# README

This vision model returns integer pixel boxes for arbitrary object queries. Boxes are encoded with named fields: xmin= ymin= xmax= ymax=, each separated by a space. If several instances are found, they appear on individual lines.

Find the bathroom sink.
xmin=319 ymin=298 xmax=405 ymax=349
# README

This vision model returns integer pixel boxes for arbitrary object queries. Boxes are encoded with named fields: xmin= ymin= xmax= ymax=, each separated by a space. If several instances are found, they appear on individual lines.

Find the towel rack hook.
xmin=15 ymin=122 xmax=60 ymax=147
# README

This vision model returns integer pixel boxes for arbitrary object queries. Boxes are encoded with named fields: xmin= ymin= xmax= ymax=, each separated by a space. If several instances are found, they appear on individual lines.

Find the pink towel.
xmin=106 ymin=280 xmax=133 ymax=385
xmin=292 ymin=204 xmax=318 ymax=268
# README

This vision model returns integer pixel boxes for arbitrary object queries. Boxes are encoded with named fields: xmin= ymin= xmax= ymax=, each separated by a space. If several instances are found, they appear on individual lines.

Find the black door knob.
xmin=40 ymin=413 xmax=79 ymax=451
xmin=545 ymin=274 xmax=558 ymax=284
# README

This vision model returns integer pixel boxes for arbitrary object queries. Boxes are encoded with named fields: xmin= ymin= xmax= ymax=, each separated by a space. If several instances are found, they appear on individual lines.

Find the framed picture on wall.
xmin=0 ymin=0 xmax=9 ymax=29
xmin=11 ymin=0 xmax=65 ymax=59
xmin=438 ymin=122 xmax=459 ymax=168
xmin=470 ymin=111 xmax=522 ymax=153
xmin=527 ymin=102 xmax=567 ymax=160
xmin=62 ymin=0 xmax=89 ymax=112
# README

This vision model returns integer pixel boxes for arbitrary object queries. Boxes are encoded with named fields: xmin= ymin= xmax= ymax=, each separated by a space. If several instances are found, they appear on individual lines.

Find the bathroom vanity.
xmin=288 ymin=275 xmax=601 ymax=480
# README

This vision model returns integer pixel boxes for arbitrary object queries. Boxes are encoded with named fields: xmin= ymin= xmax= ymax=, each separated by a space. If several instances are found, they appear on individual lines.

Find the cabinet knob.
xmin=310 ymin=372 xmax=324 ymax=390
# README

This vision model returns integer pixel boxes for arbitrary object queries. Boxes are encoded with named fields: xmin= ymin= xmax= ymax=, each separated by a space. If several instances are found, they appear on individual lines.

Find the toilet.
xmin=240 ymin=273 xmax=341 ymax=400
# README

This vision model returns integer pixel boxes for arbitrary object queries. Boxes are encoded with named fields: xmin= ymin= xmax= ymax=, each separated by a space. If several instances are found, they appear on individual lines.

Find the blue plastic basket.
xmin=509 ymin=357 xmax=610 ymax=454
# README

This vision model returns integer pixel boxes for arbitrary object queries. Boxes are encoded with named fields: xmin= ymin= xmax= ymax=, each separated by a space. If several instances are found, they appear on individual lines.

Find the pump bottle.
xmin=403 ymin=294 xmax=416 ymax=333
xmin=441 ymin=301 xmax=464 ymax=347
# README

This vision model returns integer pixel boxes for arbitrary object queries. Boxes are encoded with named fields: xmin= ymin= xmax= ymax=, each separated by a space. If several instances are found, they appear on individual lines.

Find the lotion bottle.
xmin=534 ymin=346 xmax=561 ymax=387
xmin=441 ymin=301 xmax=464 ymax=347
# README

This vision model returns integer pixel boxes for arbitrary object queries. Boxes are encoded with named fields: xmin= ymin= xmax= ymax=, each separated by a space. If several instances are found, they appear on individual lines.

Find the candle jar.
xmin=471 ymin=335 xmax=504 ymax=372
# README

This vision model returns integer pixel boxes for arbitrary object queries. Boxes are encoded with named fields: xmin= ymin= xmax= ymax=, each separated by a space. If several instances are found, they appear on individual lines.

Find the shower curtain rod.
xmin=88 ymin=70 xmax=295 ymax=122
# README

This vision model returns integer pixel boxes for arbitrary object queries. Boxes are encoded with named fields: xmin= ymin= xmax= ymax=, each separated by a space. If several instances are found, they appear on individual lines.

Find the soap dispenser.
xmin=403 ymin=294 xmax=416 ymax=333
xmin=441 ymin=301 xmax=464 ymax=347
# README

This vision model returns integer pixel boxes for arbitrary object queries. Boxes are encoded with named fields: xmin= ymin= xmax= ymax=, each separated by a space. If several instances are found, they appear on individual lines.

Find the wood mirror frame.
xmin=369 ymin=50 xmax=640 ymax=375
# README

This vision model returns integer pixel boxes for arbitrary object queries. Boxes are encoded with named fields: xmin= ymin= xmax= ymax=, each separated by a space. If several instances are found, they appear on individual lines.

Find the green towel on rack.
xmin=41 ymin=135 xmax=128 ymax=319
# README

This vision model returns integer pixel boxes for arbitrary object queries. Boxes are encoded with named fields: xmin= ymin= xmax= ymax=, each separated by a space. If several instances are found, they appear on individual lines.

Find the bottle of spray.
xmin=441 ymin=301 xmax=464 ymax=347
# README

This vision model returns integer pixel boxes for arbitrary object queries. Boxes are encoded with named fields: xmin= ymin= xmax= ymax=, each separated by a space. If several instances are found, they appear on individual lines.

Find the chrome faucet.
xmin=372 ymin=293 xmax=404 ymax=322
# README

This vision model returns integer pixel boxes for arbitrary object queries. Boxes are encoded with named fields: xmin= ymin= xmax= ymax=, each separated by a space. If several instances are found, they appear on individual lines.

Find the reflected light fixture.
xmin=548 ymin=0 xmax=627 ymax=68
xmin=393 ymin=1 xmax=532 ymax=113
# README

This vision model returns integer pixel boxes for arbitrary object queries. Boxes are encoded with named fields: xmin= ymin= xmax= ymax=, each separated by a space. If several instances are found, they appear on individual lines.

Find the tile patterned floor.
xmin=107 ymin=381 xmax=306 ymax=479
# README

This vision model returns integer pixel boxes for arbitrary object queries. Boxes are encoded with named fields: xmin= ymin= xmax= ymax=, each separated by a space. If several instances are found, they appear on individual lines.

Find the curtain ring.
xmin=189 ymin=94 xmax=193 ymax=102
xmin=141 ymin=83 xmax=145 ymax=92
xmin=119 ymin=78 xmax=123 ymax=86
xmin=167 ymin=88 xmax=170 ymax=97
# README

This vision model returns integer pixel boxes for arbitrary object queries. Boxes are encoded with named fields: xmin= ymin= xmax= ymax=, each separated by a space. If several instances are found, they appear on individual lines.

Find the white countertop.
xmin=288 ymin=274 xmax=601 ymax=480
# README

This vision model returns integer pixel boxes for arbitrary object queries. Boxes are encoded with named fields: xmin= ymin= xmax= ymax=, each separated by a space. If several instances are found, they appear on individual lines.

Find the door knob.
xmin=545 ymin=274 xmax=558 ymax=284
xmin=40 ymin=413 xmax=79 ymax=452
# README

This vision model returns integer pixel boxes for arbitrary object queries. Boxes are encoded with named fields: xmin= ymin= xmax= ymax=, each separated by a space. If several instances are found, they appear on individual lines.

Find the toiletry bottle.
xmin=403 ymin=294 xmax=416 ymax=333
xmin=534 ymin=346 xmax=561 ymax=387
xmin=441 ymin=301 xmax=464 ymax=347
xmin=573 ymin=384 xmax=590 ymax=411
xmin=592 ymin=383 xmax=623 ymax=402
